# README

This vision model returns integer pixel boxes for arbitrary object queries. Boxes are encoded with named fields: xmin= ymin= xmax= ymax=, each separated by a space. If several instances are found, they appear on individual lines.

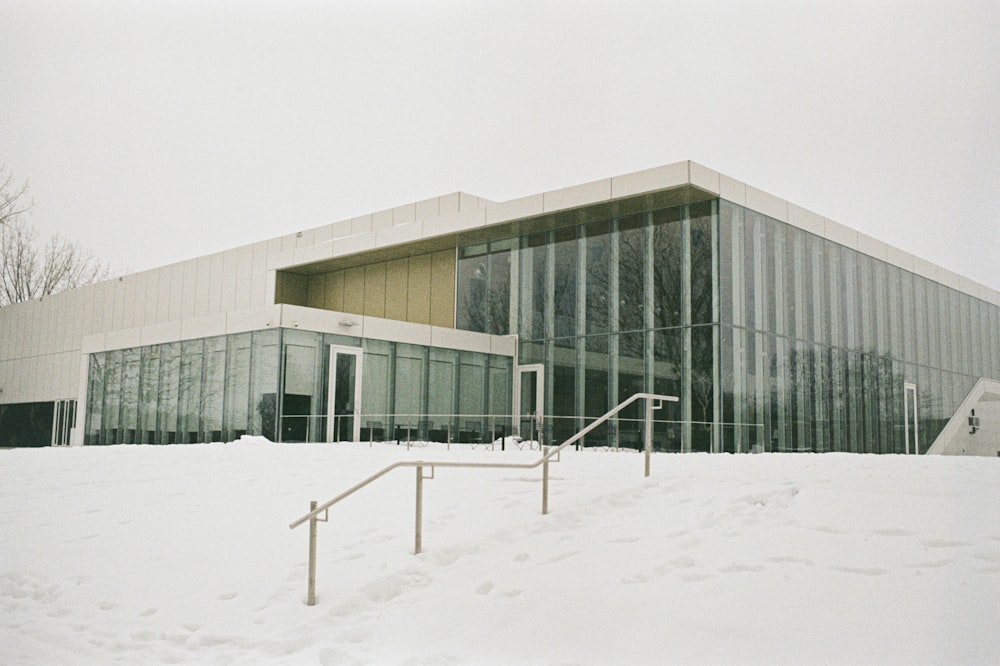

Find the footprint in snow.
xmin=475 ymin=581 xmax=494 ymax=595
xmin=217 ymin=591 xmax=238 ymax=601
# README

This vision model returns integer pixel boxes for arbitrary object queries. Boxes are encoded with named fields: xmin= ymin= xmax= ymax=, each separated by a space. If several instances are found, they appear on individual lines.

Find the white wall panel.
xmin=363 ymin=316 xmax=431 ymax=346
xmin=350 ymin=215 xmax=373 ymax=235
xmin=438 ymin=193 xmax=460 ymax=216
xmin=376 ymin=220 xmax=423 ymax=248
xmin=280 ymin=233 xmax=298 ymax=253
xmin=181 ymin=314 xmax=227 ymax=341
xmin=250 ymin=243 xmax=270 ymax=308
xmin=142 ymin=270 xmax=159 ymax=327
xmin=312 ymin=224 xmax=334 ymax=244
xmin=226 ymin=306 xmax=280 ymax=335
xmin=857 ymin=234 xmax=889 ymax=262
xmin=459 ymin=193 xmax=487 ymax=210
xmin=295 ymin=229 xmax=315 ymax=248
xmin=81 ymin=333 xmax=107 ymax=354
xmin=155 ymin=267 xmax=171 ymax=323
xmin=0 ymin=311 xmax=10 ymax=361
xmin=429 ymin=326 xmax=490 ymax=354
xmin=279 ymin=304 xmax=341 ymax=334
xmin=746 ymin=186 xmax=789 ymax=223
xmin=208 ymin=253 xmax=225 ymax=314
xmin=611 ymin=162 xmax=690 ymax=199
xmin=291 ymin=244 xmax=333 ymax=267
xmin=122 ymin=275 xmax=137 ymax=330
xmin=543 ymin=178 xmax=611 ymax=213
xmin=231 ymin=246 xmax=254 ymax=311
xmin=191 ymin=256 xmax=210 ymax=317
xmin=166 ymin=264 xmax=185 ymax=322
xmin=718 ymin=174 xmax=747 ymax=206
xmin=140 ymin=321 xmax=182 ymax=346
xmin=219 ymin=250 xmax=239 ymax=312
xmin=787 ymin=204 xmax=825 ymax=237
xmin=330 ymin=232 xmax=376 ymax=259
xmin=110 ymin=280 xmax=125 ymax=331
xmin=101 ymin=282 xmax=116 ymax=333
xmin=177 ymin=260 xmax=196 ymax=319
xmin=688 ymin=162 xmax=721 ymax=195
xmin=392 ymin=203 xmax=415 ymax=225
xmin=415 ymin=196 xmax=439 ymax=221
xmin=823 ymin=219 xmax=859 ymax=251
xmin=884 ymin=244 xmax=915 ymax=274
xmin=105 ymin=327 xmax=141 ymax=351
xmin=328 ymin=219 xmax=351 ymax=239
xmin=372 ymin=209 xmax=393 ymax=231
xmin=427 ymin=207 xmax=486 ymax=235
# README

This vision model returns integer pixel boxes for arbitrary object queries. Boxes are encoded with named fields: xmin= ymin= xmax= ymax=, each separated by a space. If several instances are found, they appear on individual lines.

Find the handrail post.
xmin=644 ymin=398 xmax=653 ymax=478
xmin=414 ymin=464 xmax=423 ymax=554
xmin=307 ymin=500 xmax=318 ymax=606
xmin=542 ymin=446 xmax=549 ymax=515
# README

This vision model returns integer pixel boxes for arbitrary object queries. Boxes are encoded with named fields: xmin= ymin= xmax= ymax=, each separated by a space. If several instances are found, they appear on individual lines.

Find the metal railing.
xmin=289 ymin=392 xmax=679 ymax=606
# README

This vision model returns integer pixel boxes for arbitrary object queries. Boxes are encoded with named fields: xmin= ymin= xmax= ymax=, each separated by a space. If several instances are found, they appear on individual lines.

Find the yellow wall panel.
xmin=327 ymin=271 xmax=345 ymax=311
xmin=406 ymin=253 xmax=432 ymax=325
xmin=343 ymin=267 xmax=366 ymax=314
xmin=306 ymin=274 xmax=325 ymax=309
xmin=363 ymin=263 xmax=386 ymax=318
xmin=384 ymin=258 xmax=409 ymax=322
xmin=430 ymin=249 xmax=456 ymax=328
xmin=276 ymin=271 xmax=308 ymax=306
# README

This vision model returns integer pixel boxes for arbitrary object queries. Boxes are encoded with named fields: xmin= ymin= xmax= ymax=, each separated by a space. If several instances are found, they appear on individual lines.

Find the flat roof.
xmin=268 ymin=160 xmax=999 ymax=306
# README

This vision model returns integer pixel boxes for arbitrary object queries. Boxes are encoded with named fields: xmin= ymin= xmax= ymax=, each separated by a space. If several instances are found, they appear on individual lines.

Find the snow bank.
xmin=2 ymin=443 xmax=998 ymax=664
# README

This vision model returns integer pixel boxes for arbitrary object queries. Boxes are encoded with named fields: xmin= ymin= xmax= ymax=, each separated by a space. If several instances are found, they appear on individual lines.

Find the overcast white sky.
xmin=2 ymin=1 xmax=998 ymax=289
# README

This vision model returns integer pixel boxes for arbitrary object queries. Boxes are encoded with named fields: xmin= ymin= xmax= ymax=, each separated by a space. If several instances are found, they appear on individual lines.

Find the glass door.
xmin=327 ymin=346 xmax=363 ymax=442
xmin=903 ymin=382 xmax=919 ymax=454
xmin=515 ymin=364 xmax=544 ymax=445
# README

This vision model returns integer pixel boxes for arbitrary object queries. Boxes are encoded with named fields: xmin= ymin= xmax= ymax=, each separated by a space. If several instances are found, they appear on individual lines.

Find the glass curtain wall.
xmin=718 ymin=200 xmax=999 ymax=454
xmin=459 ymin=200 xmax=717 ymax=451
xmin=85 ymin=329 xmax=514 ymax=445
xmin=457 ymin=197 xmax=999 ymax=453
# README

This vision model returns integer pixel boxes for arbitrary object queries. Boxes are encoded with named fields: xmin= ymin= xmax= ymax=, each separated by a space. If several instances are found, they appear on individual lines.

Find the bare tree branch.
xmin=1 ymin=168 xmax=112 ymax=306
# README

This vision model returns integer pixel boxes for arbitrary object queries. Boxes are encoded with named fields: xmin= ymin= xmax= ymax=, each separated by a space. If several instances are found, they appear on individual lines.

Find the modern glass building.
xmin=1 ymin=161 xmax=997 ymax=454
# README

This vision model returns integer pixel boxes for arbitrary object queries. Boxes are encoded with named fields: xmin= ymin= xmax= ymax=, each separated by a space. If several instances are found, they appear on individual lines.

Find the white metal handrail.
xmin=289 ymin=392 xmax=678 ymax=606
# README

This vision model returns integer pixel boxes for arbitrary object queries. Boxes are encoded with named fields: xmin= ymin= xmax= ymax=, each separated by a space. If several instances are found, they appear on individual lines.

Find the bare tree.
xmin=1 ymin=167 xmax=112 ymax=306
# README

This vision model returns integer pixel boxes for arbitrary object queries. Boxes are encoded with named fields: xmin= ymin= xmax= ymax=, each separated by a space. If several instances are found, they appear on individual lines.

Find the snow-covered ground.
xmin=2 ymin=440 xmax=999 ymax=665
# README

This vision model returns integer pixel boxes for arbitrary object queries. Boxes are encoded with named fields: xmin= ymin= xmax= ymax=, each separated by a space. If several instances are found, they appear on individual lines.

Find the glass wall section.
xmin=178 ymin=340 xmax=203 ymax=444
xmin=717 ymin=200 xmax=999 ymax=455
xmin=618 ymin=215 xmax=646 ymax=332
xmin=85 ymin=329 xmax=514 ymax=445
xmin=138 ymin=346 xmax=159 ymax=443
xmin=203 ymin=337 xmax=226 ymax=442
xmin=224 ymin=333 xmax=252 ymax=439
xmin=281 ymin=329 xmax=323 ymax=442
xmin=250 ymin=330 xmax=280 ymax=441
xmin=361 ymin=338 xmax=392 ymax=434
xmin=456 ymin=244 xmax=487 ymax=333
xmin=120 ymin=348 xmax=140 ymax=444
xmin=456 ymin=240 xmax=515 ymax=335
xmin=153 ymin=343 xmax=178 ymax=443
xmin=586 ymin=220 xmax=611 ymax=335
xmin=429 ymin=348 xmax=458 ymax=434
xmin=102 ymin=350 xmax=122 ymax=444
xmin=84 ymin=354 xmax=106 ymax=444
xmin=551 ymin=342 xmax=577 ymax=444
xmin=552 ymin=227 xmax=578 ymax=339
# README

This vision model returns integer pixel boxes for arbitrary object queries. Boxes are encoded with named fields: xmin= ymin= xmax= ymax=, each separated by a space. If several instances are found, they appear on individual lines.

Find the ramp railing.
xmin=289 ymin=392 xmax=678 ymax=606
